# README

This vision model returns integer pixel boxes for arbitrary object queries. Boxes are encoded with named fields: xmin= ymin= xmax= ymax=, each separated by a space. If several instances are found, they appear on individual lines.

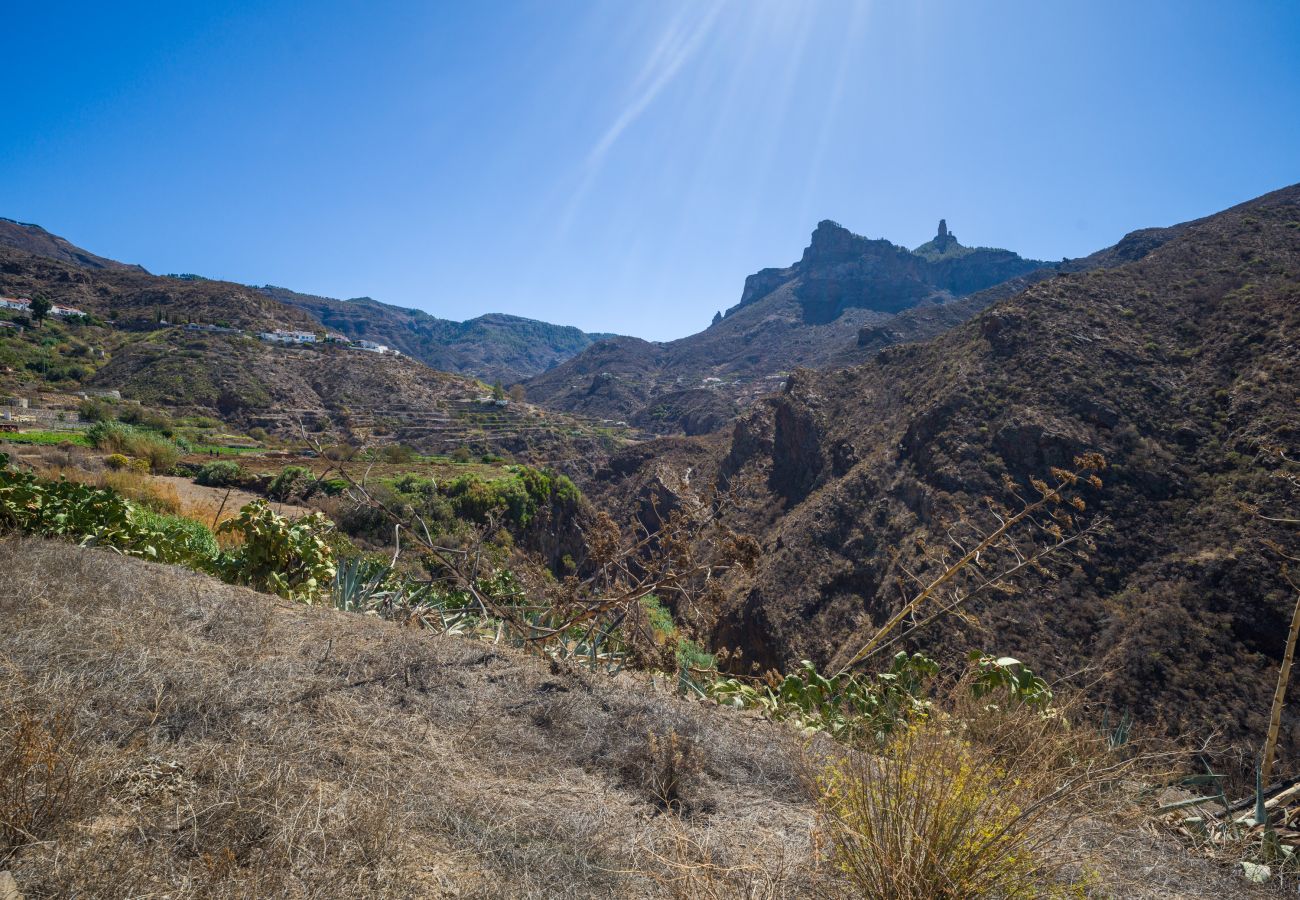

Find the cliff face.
xmin=528 ymin=219 xmax=1049 ymax=433
xmin=726 ymin=219 xmax=1046 ymax=325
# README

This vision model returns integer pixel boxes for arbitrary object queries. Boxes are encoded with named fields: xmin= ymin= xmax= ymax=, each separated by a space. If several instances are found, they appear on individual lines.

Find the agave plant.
xmin=332 ymin=556 xmax=394 ymax=613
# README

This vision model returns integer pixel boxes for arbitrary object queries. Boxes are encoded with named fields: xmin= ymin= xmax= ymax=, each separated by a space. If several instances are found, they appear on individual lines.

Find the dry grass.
xmin=0 ymin=537 xmax=816 ymax=897
xmin=0 ymin=536 xmax=1281 ymax=897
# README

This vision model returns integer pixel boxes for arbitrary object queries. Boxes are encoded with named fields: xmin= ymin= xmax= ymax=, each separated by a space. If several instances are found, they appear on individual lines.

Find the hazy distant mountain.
xmin=0 ymin=217 xmax=615 ymax=384
xmin=524 ymin=219 xmax=1049 ymax=433
xmin=259 ymin=286 xmax=616 ymax=385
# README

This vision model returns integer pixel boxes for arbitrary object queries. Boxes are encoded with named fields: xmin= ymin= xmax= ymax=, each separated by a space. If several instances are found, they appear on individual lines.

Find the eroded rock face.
xmin=769 ymin=373 xmax=827 ymax=503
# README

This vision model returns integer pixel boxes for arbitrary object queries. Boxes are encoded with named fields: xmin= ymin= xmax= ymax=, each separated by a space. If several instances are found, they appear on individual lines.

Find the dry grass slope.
xmin=0 ymin=538 xmax=1283 ymax=898
xmin=0 ymin=538 xmax=814 ymax=898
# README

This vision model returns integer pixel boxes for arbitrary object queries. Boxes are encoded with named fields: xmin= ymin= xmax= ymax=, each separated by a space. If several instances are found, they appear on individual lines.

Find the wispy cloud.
xmin=553 ymin=3 xmax=724 ymax=237
xmin=585 ymin=3 xmax=724 ymax=170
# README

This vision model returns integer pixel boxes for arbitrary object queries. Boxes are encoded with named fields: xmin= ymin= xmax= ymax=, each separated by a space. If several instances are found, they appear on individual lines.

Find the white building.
xmin=51 ymin=305 xmax=85 ymax=318
xmin=0 ymin=297 xmax=30 ymax=312
xmin=259 ymin=329 xmax=318 ymax=344
xmin=355 ymin=340 xmax=391 ymax=353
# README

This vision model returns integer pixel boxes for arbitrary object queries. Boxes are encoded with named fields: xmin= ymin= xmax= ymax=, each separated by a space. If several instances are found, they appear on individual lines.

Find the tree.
xmin=508 ymin=384 xmax=527 ymax=403
xmin=492 ymin=380 xmax=506 ymax=401
xmin=29 ymin=295 xmax=52 ymax=325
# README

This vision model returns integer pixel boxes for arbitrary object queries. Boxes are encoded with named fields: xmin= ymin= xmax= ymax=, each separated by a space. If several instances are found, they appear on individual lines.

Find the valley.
xmin=2 ymin=183 xmax=1298 ymax=899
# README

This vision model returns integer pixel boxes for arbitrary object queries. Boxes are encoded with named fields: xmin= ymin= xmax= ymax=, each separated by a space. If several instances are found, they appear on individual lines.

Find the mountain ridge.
xmin=525 ymin=218 xmax=1051 ymax=433
xmin=0 ymin=218 xmax=613 ymax=384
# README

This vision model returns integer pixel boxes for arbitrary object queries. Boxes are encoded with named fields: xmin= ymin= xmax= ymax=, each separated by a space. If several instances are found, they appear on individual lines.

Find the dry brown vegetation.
xmin=0 ymin=537 xmax=1283 ymax=897
xmin=0 ymin=538 xmax=816 ymax=897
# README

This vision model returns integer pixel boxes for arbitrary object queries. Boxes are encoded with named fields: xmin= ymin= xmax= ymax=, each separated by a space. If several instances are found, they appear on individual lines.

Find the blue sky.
xmin=2 ymin=1 xmax=1297 ymax=340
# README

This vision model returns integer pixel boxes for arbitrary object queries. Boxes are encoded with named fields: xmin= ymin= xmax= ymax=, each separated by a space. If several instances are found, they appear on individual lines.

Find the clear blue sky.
xmin=2 ymin=1 xmax=1297 ymax=340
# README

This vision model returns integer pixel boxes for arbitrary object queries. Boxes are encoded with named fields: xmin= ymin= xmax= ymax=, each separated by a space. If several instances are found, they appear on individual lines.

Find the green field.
xmin=0 ymin=430 xmax=92 ymax=447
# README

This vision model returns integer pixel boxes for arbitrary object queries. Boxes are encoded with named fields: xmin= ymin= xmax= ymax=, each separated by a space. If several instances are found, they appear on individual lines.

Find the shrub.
xmin=217 ymin=500 xmax=335 ymax=601
xmin=195 ymin=460 xmax=244 ymax=488
xmin=0 ymin=707 xmax=98 ymax=859
xmin=77 ymin=398 xmax=115 ymax=422
xmin=380 ymin=444 xmax=418 ymax=464
xmin=813 ymin=675 xmax=1114 ymax=900
xmin=267 ymin=465 xmax=312 ymax=501
xmin=0 ymin=454 xmax=191 ymax=564
xmin=87 ymin=422 xmax=181 ymax=473
xmin=135 ymin=510 xmax=220 ymax=566
xmin=449 ymin=447 xmax=472 ymax=464
xmin=104 ymin=453 xmax=129 ymax=471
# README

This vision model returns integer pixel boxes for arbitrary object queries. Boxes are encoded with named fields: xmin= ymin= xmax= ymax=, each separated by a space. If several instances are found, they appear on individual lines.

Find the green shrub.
xmin=0 ymin=453 xmax=207 ymax=567
xmin=87 ymin=421 xmax=181 ymax=473
xmin=380 ymin=444 xmax=418 ymax=464
xmin=104 ymin=454 xmax=129 ymax=471
xmin=195 ymin=460 xmax=244 ymax=488
xmin=135 ymin=510 xmax=221 ymax=567
xmin=78 ymin=398 xmax=115 ymax=422
xmin=217 ymin=500 xmax=336 ymax=601
xmin=268 ymin=465 xmax=312 ymax=501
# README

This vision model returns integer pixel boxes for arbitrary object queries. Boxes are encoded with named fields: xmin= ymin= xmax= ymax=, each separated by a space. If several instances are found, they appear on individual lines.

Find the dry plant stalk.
xmin=835 ymin=454 xmax=1108 ymax=675
xmin=1258 ymin=446 xmax=1300 ymax=784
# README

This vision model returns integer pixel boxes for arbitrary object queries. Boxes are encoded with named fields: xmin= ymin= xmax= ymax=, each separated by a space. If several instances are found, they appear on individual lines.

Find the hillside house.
xmin=0 ymin=297 xmax=30 ymax=312
xmin=354 ymin=340 xmax=391 ymax=353
xmin=259 ymin=329 xmax=317 ymax=344
xmin=51 ymin=304 xmax=85 ymax=318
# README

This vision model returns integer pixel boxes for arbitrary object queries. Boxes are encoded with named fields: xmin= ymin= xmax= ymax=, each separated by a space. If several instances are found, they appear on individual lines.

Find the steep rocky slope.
xmin=597 ymin=183 xmax=1300 ymax=752
xmin=526 ymin=220 xmax=1048 ymax=434
xmin=0 ymin=245 xmax=315 ymax=331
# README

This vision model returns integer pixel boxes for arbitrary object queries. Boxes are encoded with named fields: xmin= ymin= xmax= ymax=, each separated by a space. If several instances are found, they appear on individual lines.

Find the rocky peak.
xmin=802 ymin=219 xmax=871 ymax=264
xmin=933 ymin=219 xmax=958 ymax=253
xmin=935 ymin=219 xmax=953 ymax=250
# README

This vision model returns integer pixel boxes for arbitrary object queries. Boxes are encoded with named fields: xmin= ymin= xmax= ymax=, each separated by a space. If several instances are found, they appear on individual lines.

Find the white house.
xmin=354 ymin=340 xmax=391 ymax=353
xmin=51 ymin=305 xmax=85 ymax=318
xmin=259 ymin=329 xmax=318 ymax=344
xmin=0 ymin=297 xmax=30 ymax=312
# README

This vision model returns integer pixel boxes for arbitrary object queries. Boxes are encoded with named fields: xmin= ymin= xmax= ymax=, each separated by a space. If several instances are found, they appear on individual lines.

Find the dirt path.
xmin=153 ymin=475 xmax=313 ymax=521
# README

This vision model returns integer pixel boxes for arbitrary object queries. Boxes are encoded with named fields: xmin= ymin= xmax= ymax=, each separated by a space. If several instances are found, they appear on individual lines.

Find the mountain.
xmin=0 ymin=219 xmax=615 ymax=384
xmin=592 ymin=183 xmax=1300 ymax=752
xmin=525 ymin=219 xmax=1049 ymax=434
xmin=0 ymin=217 xmax=145 ymax=271
xmin=0 ymin=243 xmax=623 ymax=472
xmin=259 ymin=285 xmax=614 ymax=384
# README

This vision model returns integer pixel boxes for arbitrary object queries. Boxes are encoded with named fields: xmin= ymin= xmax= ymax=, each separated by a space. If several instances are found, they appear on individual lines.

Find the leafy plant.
xmin=710 ymin=653 xmax=939 ymax=743
xmin=195 ymin=459 xmax=244 ymax=488
xmin=267 ymin=465 xmax=311 ymax=501
xmin=217 ymin=500 xmax=336 ymax=601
